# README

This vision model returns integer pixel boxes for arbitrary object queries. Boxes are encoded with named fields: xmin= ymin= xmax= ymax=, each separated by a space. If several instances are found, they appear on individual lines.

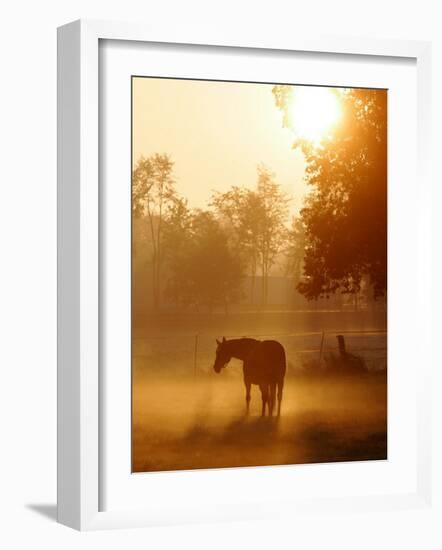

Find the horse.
xmin=213 ymin=337 xmax=286 ymax=416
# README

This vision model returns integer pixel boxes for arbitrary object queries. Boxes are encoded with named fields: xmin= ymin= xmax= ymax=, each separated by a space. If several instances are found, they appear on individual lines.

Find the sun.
xmin=288 ymin=86 xmax=342 ymax=145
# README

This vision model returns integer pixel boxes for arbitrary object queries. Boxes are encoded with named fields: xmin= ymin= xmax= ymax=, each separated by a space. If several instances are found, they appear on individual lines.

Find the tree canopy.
xmin=132 ymin=153 xmax=176 ymax=310
xmin=273 ymin=86 xmax=387 ymax=299
xmin=211 ymin=165 xmax=289 ymax=306
xmin=163 ymin=205 xmax=244 ymax=311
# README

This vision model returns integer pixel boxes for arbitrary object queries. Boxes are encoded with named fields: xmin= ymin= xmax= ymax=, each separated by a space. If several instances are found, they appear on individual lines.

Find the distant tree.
xmin=162 ymin=197 xmax=194 ymax=308
xmin=212 ymin=165 xmax=289 ymax=306
xmin=285 ymin=217 xmax=306 ymax=288
xmin=164 ymin=207 xmax=244 ymax=312
xmin=211 ymin=186 xmax=261 ymax=303
xmin=273 ymin=87 xmax=387 ymax=299
xmin=255 ymin=165 xmax=290 ymax=305
xmin=132 ymin=153 xmax=176 ymax=310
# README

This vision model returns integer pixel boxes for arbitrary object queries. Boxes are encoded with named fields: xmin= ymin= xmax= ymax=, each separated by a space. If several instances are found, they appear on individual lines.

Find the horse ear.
xmin=216 ymin=339 xmax=221 ymax=345
xmin=222 ymin=336 xmax=226 ymax=343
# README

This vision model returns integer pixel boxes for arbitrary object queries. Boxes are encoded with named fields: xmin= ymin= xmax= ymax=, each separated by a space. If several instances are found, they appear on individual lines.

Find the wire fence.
xmin=133 ymin=329 xmax=387 ymax=375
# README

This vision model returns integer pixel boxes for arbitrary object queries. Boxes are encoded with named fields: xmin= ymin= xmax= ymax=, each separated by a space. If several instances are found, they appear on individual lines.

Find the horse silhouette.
xmin=213 ymin=337 xmax=286 ymax=416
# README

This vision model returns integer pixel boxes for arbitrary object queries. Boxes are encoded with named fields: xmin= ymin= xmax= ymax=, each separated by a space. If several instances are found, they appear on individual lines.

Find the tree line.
xmin=133 ymin=158 xmax=291 ymax=311
xmin=133 ymin=87 xmax=387 ymax=312
xmin=273 ymin=85 xmax=387 ymax=299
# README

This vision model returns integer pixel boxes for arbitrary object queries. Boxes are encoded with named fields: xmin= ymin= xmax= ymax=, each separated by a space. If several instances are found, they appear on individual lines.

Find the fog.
xmin=132 ymin=371 xmax=387 ymax=472
xmin=132 ymin=310 xmax=387 ymax=472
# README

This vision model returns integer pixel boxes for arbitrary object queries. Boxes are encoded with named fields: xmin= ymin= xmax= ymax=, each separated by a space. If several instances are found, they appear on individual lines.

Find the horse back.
xmin=262 ymin=340 xmax=286 ymax=376
xmin=244 ymin=339 xmax=286 ymax=383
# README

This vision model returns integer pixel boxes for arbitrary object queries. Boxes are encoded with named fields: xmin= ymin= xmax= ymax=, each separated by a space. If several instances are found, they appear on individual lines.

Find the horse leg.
xmin=245 ymin=381 xmax=251 ymax=415
xmin=260 ymin=384 xmax=268 ymax=416
xmin=269 ymin=383 xmax=276 ymax=417
xmin=277 ymin=380 xmax=284 ymax=416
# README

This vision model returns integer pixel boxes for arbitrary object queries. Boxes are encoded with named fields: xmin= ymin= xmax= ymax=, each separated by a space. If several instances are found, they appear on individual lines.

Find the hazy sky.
xmin=132 ymin=77 xmax=308 ymax=216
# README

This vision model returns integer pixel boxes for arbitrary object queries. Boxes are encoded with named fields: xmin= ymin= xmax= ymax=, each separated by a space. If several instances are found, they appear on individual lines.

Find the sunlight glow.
xmin=288 ymin=87 xmax=342 ymax=145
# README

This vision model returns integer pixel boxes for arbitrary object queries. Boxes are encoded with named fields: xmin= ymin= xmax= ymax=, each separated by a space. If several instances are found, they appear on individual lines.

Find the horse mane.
xmin=225 ymin=338 xmax=260 ymax=361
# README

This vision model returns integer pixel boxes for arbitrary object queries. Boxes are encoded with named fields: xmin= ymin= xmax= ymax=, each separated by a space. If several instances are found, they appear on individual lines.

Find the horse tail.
xmin=277 ymin=344 xmax=286 ymax=415
xmin=281 ymin=345 xmax=287 ymax=376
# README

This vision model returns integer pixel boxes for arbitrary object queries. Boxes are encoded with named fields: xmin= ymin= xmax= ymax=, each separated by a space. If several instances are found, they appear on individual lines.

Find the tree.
xmin=212 ymin=165 xmax=289 ymax=307
xmin=255 ymin=165 xmax=290 ymax=305
xmin=132 ymin=153 xmax=176 ymax=310
xmin=285 ymin=217 xmax=306 ymax=288
xmin=211 ymin=186 xmax=261 ymax=303
xmin=162 ymin=197 xmax=194 ymax=308
xmin=273 ymin=86 xmax=387 ymax=300
xmin=163 ymin=207 xmax=244 ymax=312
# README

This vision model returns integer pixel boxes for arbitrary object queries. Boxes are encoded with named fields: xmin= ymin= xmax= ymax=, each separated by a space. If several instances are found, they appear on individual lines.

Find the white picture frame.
xmin=57 ymin=19 xmax=432 ymax=531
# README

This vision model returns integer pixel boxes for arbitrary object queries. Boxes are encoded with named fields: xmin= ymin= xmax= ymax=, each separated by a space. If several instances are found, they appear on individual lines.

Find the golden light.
xmin=288 ymin=86 xmax=341 ymax=145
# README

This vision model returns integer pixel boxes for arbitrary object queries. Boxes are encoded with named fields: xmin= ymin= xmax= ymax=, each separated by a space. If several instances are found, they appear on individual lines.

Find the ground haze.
xmin=132 ymin=310 xmax=387 ymax=472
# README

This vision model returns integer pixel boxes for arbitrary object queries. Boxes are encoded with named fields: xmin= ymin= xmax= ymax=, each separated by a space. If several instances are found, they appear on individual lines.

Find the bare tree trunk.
xmin=264 ymin=264 xmax=269 ymax=306
xmin=151 ymin=251 xmax=158 ymax=310
xmin=155 ymin=184 xmax=164 ymax=312
xmin=261 ymin=262 xmax=266 ymax=307
xmin=154 ymin=253 xmax=161 ymax=311
xmin=250 ymin=273 xmax=255 ymax=305
xmin=262 ymin=249 xmax=269 ymax=307
xmin=250 ymin=257 xmax=256 ymax=305
xmin=146 ymin=206 xmax=159 ymax=311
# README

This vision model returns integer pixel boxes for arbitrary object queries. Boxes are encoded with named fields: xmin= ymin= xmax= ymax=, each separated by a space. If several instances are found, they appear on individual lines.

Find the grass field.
xmin=132 ymin=370 xmax=387 ymax=472
xmin=132 ymin=309 xmax=387 ymax=472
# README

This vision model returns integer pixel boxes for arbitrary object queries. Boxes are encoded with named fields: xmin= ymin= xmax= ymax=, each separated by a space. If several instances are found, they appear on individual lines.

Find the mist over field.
xmin=132 ymin=310 xmax=387 ymax=472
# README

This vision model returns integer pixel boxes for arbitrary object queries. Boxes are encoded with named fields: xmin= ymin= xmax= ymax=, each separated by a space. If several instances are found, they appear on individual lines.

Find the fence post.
xmin=193 ymin=333 xmax=199 ymax=377
xmin=319 ymin=331 xmax=325 ymax=363
xmin=337 ymin=334 xmax=346 ymax=357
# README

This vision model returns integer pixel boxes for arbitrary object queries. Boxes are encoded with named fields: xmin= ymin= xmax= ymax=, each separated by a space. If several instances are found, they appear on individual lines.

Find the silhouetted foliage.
xmin=284 ymin=217 xmax=306 ymax=288
xmin=211 ymin=186 xmax=261 ymax=303
xmin=163 ymin=205 xmax=244 ymax=312
xmin=132 ymin=154 xmax=176 ymax=310
xmin=212 ymin=165 xmax=290 ymax=306
xmin=273 ymin=87 xmax=387 ymax=300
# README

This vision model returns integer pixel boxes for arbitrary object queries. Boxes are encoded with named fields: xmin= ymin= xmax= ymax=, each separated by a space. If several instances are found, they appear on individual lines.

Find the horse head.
xmin=213 ymin=337 xmax=231 ymax=373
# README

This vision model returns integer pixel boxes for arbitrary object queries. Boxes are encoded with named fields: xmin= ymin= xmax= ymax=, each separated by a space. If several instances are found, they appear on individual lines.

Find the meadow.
xmin=132 ymin=309 xmax=387 ymax=472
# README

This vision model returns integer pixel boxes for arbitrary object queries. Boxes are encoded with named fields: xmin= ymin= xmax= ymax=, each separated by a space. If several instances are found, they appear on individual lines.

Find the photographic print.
xmin=131 ymin=76 xmax=387 ymax=473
